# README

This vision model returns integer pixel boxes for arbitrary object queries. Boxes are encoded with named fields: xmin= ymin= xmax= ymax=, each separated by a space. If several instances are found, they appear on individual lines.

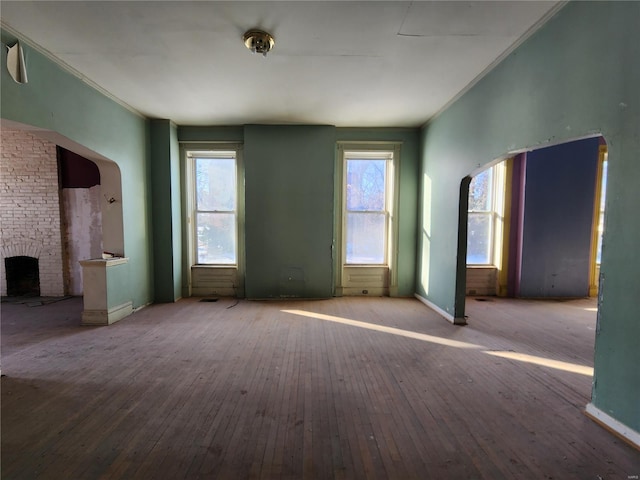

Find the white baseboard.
xmin=585 ymin=403 xmax=640 ymax=450
xmin=133 ymin=301 xmax=152 ymax=313
xmin=414 ymin=293 xmax=466 ymax=325
xmin=81 ymin=301 xmax=133 ymax=326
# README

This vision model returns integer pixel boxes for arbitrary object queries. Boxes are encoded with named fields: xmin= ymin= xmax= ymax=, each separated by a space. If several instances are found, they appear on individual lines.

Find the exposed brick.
xmin=1 ymin=129 xmax=64 ymax=296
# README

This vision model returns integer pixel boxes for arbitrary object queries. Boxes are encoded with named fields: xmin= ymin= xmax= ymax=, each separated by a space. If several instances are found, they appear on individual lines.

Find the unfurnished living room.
xmin=1 ymin=1 xmax=639 ymax=479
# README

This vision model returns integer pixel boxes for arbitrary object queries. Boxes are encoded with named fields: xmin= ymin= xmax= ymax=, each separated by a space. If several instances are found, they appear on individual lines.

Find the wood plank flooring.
xmin=2 ymin=296 xmax=638 ymax=479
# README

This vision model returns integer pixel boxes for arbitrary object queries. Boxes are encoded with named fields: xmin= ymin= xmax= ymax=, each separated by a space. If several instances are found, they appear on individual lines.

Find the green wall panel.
xmin=170 ymin=124 xmax=182 ymax=301
xmin=244 ymin=125 xmax=335 ymax=298
xmin=149 ymin=120 xmax=182 ymax=302
xmin=416 ymin=1 xmax=640 ymax=431
xmin=177 ymin=126 xmax=244 ymax=144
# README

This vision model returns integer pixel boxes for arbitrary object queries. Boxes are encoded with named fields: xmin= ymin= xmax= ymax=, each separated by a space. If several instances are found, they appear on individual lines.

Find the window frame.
xmin=589 ymin=145 xmax=608 ymax=297
xmin=335 ymin=142 xmax=401 ymax=296
xmin=184 ymin=145 xmax=244 ymax=269
xmin=191 ymin=151 xmax=238 ymax=266
xmin=466 ymin=162 xmax=506 ymax=267
xmin=595 ymin=151 xmax=608 ymax=266
xmin=343 ymin=150 xmax=394 ymax=266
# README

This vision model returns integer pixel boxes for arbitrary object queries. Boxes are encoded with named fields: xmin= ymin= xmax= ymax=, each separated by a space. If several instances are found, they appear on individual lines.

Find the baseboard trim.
xmin=414 ymin=293 xmax=465 ymax=325
xmin=133 ymin=302 xmax=152 ymax=313
xmin=585 ymin=403 xmax=640 ymax=450
xmin=82 ymin=301 xmax=133 ymax=326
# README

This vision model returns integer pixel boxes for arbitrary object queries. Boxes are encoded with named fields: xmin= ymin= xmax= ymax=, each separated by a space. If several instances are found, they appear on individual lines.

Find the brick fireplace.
xmin=0 ymin=129 xmax=64 ymax=297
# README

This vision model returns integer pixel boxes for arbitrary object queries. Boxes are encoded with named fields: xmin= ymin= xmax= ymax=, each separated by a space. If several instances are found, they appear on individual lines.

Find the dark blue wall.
xmin=519 ymin=137 xmax=600 ymax=297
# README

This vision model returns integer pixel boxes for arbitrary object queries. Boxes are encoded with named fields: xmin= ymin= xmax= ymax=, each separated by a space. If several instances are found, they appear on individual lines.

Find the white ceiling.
xmin=1 ymin=1 xmax=562 ymax=127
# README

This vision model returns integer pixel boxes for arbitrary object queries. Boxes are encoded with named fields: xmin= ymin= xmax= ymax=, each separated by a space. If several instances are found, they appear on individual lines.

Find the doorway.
xmin=460 ymin=136 xmax=607 ymax=303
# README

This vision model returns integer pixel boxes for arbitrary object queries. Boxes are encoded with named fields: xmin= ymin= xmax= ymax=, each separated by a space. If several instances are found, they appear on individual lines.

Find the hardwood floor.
xmin=2 ymin=296 xmax=638 ymax=479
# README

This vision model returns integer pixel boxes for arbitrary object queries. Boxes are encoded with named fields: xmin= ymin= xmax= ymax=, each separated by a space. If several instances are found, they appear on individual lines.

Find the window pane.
xmin=197 ymin=212 xmax=236 ymax=264
xmin=346 ymin=212 xmax=386 ymax=264
xmin=469 ymin=169 xmax=492 ymax=211
xmin=467 ymin=213 xmax=492 ymax=264
xmin=346 ymin=159 xmax=386 ymax=211
xmin=196 ymin=158 xmax=236 ymax=211
xmin=596 ymin=160 xmax=607 ymax=265
xmin=600 ymin=160 xmax=608 ymax=213
xmin=596 ymin=216 xmax=604 ymax=264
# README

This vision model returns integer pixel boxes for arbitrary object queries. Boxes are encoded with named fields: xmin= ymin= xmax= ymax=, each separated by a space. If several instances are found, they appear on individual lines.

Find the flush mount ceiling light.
xmin=243 ymin=29 xmax=275 ymax=57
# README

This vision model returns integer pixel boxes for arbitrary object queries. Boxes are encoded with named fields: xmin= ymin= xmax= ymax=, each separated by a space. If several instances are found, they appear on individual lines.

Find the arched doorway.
xmin=0 ymin=120 xmax=125 ymax=300
xmin=457 ymin=136 xmax=607 ymax=308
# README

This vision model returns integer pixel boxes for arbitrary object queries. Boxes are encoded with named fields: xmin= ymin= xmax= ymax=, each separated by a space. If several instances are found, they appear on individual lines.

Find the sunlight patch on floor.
xmin=282 ymin=309 xmax=482 ymax=349
xmin=282 ymin=308 xmax=594 ymax=376
xmin=484 ymin=350 xmax=594 ymax=376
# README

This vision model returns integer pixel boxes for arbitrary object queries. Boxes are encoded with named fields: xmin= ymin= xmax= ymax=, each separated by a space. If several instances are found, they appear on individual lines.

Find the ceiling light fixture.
xmin=243 ymin=29 xmax=275 ymax=57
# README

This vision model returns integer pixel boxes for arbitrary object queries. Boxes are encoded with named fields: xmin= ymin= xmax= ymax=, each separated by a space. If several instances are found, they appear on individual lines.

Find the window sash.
xmin=596 ymin=157 xmax=608 ymax=265
xmin=467 ymin=212 xmax=494 ymax=265
xmin=345 ymin=211 xmax=388 ymax=265
xmin=468 ymin=168 xmax=494 ymax=213
xmin=191 ymin=151 xmax=238 ymax=265
xmin=343 ymin=152 xmax=393 ymax=266
xmin=467 ymin=163 xmax=503 ymax=266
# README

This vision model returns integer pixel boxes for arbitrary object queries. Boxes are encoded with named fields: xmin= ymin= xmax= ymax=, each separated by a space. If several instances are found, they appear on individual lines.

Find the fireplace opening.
xmin=5 ymin=256 xmax=40 ymax=297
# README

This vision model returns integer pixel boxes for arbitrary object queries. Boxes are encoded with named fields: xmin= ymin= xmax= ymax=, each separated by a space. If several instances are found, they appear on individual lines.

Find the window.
xmin=190 ymin=150 xmax=238 ymax=265
xmin=343 ymin=151 xmax=394 ymax=265
xmin=467 ymin=162 xmax=505 ymax=265
xmin=595 ymin=153 xmax=608 ymax=265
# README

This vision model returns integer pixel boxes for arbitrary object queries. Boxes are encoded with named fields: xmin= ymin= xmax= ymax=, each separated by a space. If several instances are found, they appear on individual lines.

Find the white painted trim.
xmin=184 ymin=146 xmax=245 ymax=298
xmin=79 ymin=257 xmax=129 ymax=268
xmin=81 ymin=301 xmax=133 ymax=326
xmin=337 ymin=143 xmax=401 ymax=293
xmin=585 ymin=403 xmax=640 ymax=450
xmin=414 ymin=293 xmax=457 ymax=324
xmin=132 ymin=302 xmax=152 ymax=313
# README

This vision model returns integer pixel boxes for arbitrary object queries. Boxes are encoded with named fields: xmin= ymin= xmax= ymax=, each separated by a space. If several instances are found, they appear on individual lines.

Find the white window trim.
xmin=336 ymin=142 xmax=401 ymax=295
xmin=189 ymin=149 xmax=239 ymax=266
xmin=181 ymin=143 xmax=245 ymax=297
xmin=467 ymin=162 xmax=506 ymax=267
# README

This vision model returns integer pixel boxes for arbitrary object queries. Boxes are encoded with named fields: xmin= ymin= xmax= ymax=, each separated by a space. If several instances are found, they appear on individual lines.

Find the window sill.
xmin=192 ymin=265 xmax=238 ymax=269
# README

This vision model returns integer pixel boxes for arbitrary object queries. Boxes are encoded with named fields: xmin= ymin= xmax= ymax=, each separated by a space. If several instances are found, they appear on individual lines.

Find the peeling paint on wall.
xmin=61 ymin=185 xmax=103 ymax=295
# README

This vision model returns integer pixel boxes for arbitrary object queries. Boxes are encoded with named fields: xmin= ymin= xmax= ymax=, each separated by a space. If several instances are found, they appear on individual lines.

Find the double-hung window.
xmin=338 ymin=145 xmax=399 ymax=297
xmin=344 ymin=151 xmax=393 ymax=265
xmin=467 ymin=162 xmax=505 ymax=266
xmin=191 ymin=150 xmax=238 ymax=265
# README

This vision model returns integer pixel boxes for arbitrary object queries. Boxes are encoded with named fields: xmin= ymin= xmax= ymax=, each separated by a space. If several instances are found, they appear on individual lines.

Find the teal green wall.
xmin=244 ymin=125 xmax=335 ymax=298
xmin=336 ymin=128 xmax=419 ymax=296
xmin=177 ymin=126 xmax=420 ymax=298
xmin=1 ymin=29 xmax=152 ymax=309
xmin=177 ymin=126 xmax=243 ymax=143
xmin=170 ymin=125 xmax=182 ymax=300
xmin=417 ymin=2 xmax=640 ymax=431
xmin=149 ymin=120 xmax=182 ymax=302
